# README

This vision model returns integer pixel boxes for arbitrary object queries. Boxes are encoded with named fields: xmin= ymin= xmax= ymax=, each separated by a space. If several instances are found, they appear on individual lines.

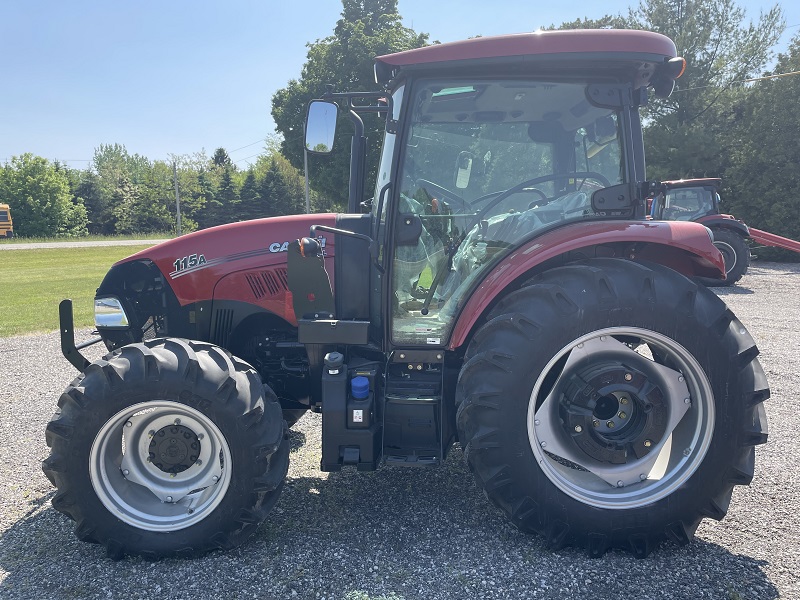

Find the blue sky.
xmin=1 ymin=0 xmax=796 ymax=169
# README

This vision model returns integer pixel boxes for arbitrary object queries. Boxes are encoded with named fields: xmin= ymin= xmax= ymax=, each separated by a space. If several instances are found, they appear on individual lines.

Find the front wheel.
xmin=43 ymin=338 xmax=290 ymax=559
xmin=704 ymin=228 xmax=750 ymax=286
xmin=456 ymin=259 xmax=768 ymax=557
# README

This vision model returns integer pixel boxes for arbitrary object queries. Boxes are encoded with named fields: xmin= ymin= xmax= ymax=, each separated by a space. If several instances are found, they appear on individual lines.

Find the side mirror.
xmin=305 ymin=100 xmax=338 ymax=154
xmin=591 ymin=183 xmax=634 ymax=215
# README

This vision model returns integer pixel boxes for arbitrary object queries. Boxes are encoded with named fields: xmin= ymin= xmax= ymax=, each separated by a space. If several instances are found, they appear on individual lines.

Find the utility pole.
xmin=173 ymin=161 xmax=182 ymax=236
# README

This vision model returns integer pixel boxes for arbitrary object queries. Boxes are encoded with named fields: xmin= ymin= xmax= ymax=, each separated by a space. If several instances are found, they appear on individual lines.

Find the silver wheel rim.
xmin=714 ymin=240 xmax=737 ymax=274
xmin=90 ymin=401 xmax=232 ymax=531
xmin=527 ymin=327 xmax=715 ymax=509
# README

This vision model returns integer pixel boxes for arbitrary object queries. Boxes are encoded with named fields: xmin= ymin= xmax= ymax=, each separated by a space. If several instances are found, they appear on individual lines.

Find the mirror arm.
xmin=310 ymin=224 xmax=379 ymax=266
xmin=347 ymin=110 xmax=367 ymax=214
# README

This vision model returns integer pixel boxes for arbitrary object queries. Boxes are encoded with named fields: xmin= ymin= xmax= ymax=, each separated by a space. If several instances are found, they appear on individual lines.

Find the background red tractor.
xmin=45 ymin=29 xmax=768 ymax=560
xmin=649 ymin=178 xmax=800 ymax=285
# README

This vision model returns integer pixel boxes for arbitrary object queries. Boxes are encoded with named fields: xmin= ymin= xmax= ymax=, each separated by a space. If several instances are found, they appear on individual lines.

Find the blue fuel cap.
xmin=351 ymin=376 xmax=369 ymax=399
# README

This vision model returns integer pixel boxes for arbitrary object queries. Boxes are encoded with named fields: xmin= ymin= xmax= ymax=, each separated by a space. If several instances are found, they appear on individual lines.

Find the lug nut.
xmin=616 ymin=480 xmax=624 ymax=488
xmin=606 ymin=421 xmax=615 ymax=428
xmin=624 ymin=373 xmax=632 ymax=381
xmin=125 ymin=421 xmax=132 ymax=428
xmin=592 ymin=420 xmax=599 ymax=428
xmin=408 ymin=364 xmax=414 ymax=370
xmin=166 ymin=496 xmax=173 ymax=503
xmin=574 ymin=425 xmax=582 ymax=433
xmin=684 ymin=398 xmax=691 ymax=404
xmin=212 ymin=475 xmax=219 ymax=482
xmin=639 ymin=474 xmax=647 ymax=481
xmin=540 ymin=441 xmax=547 ymax=448
xmin=618 ymin=411 xmax=627 ymax=419
xmin=644 ymin=439 xmax=652 ymax=447
xmin=174 ymin=419 xmax=181 ymax=425
xmin=148 ymin=430 xmax=155 ymax=437
xmin=122 ymin=469 xmax=129 ymax=476
xmin=619 ymin=397 xmax=628 ymax=405
xmin=197 ymin=433 xmax=204 ymax=440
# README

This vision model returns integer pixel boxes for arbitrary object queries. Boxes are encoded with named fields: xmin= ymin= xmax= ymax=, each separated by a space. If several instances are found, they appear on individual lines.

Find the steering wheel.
xmin=475 ymin=171 xmax=611 ymax=224
xmin=416 ymin=179 xmax=473 ymax=214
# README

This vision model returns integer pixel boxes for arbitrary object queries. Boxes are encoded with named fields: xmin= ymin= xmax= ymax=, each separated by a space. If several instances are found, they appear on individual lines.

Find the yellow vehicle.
xmin=0 ymin=203 xmax=13 ymax=238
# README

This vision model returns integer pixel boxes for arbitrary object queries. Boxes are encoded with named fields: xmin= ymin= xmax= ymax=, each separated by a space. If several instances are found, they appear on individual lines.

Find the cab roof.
xmin=375 ymin=29 xmax=677 ymax=85
xmin=663 ymin=178 xmax=722 ymax=189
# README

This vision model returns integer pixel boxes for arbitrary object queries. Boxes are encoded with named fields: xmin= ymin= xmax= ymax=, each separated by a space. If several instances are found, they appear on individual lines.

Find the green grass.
xmin=0 ymin=245 xmax=153 ymax=337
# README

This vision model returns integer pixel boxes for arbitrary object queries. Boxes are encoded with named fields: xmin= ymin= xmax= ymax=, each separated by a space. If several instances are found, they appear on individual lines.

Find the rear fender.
xmin=696 ymin=214 xmax=750 ymax=238
xmin=447 ymin=220 xmax=724 ymax=350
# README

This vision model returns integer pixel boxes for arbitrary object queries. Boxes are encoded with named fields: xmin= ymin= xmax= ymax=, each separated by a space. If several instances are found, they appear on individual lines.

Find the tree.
xmin=0 ymin=154 xmax=88 ymax=237
xmin=237 ymin=169 xmax=261 ymax=221
xmin=631 ymin=0 xmax=784 ymax=179
xmin=272 ymin=0 xmax=429 ymax=208
xmin=89 ymin=144 xmax=150 ymax=234
xmin=725 ymin=34 xmax=800 ymax=259
xmin=216 ymin=166 xmax=240 ymax=224
xmin=112 ymin=174 xmax=173 ymax=234
xmin=212 ymin=147 xmax=232 ymax=169
xmin=555 ymin=0 xmax=784 ymax=180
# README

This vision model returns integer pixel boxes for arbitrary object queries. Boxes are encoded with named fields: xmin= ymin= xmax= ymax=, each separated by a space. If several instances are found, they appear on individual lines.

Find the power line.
xmin=228 ymin=139 xmax=267 ymax=154
xmin=672 ymin=69 xmax=800 ymax=93
xmin=233 ymin=152 xmax=263 ymax=165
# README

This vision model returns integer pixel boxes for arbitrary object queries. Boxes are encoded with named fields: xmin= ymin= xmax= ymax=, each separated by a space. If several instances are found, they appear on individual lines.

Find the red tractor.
xmin=45 ymin=30 xmax=768 ymax=560
xmin=650 ymin=178 xmax=800 ymax=285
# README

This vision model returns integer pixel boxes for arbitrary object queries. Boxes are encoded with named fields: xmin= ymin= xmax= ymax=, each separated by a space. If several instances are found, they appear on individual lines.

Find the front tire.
xmin=43 ymin=338 xmax=290 ymax=559
xmin=705 ymin=228 xmax=750 ymax=286
xmin=456 ymin=259 xmax=768 ymax=557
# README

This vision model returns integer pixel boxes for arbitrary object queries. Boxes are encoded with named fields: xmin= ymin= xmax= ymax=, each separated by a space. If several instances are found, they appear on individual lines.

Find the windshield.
xmin=391 ymin=79 xmax=626 ymax=346
xmin=657 ymin=187 xmax=715 ymax=221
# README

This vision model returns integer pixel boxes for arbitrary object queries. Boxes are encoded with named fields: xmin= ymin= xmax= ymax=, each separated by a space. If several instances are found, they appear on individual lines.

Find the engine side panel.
xmin=119 ymin=214 xmax=338 ymax=311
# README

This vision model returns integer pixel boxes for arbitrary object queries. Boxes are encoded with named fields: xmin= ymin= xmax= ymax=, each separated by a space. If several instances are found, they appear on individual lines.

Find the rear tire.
xmin=703 ymin=228 xmax=750 ymax=286
xmin=43 ymin=338 xmax=289 ymax=559
xmin=456 ymin=258 xmax=768 ymax=557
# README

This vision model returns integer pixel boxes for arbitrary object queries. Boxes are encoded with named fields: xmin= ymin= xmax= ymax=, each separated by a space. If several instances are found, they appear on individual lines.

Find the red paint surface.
xmin=119 ymin=214 xmax=338 ymax=324
xmin=377 ymin=30 xmax=676 ymax=68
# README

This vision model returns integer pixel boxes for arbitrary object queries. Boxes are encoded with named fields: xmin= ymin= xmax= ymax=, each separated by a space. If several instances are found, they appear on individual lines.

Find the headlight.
xmin=95 ymin=297 xmax=129 ymax=328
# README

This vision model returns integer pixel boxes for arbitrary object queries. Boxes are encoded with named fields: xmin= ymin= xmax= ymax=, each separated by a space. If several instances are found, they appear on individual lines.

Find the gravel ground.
xmin=1 ymin=261 xmax=798 ymax=600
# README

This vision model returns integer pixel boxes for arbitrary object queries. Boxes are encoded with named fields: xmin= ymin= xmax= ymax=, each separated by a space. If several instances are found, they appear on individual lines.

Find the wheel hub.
xmin=559 ymin=362 xmax=669 ymax=464
xmin=148 ymin=424 xmax=200 ymax=474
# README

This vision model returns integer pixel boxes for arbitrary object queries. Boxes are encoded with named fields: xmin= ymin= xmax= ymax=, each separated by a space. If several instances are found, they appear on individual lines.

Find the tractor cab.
xmin=649 ymin=178 xmax=722 ymax=221
xmin=300 ymin=31 xmax=688 ymax=356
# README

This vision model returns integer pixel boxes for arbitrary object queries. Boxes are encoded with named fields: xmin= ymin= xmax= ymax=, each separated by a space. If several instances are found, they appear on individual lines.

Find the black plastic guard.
xmin=59 ymin=299 xmax=95 ymax=371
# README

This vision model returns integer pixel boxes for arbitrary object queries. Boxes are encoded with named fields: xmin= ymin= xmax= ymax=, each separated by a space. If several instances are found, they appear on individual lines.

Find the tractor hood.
xmin=118 ymin=213 xmax=337 ymax=306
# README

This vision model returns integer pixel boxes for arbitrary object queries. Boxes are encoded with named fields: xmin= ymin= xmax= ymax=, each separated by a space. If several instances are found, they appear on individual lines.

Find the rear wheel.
xmin=456 ymin=259 xmax=768 ymax=557
xmin=705 ymin=228 xmax=750 ymax=286
xmin=43 ymin=338 xmax=289 ymax=559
